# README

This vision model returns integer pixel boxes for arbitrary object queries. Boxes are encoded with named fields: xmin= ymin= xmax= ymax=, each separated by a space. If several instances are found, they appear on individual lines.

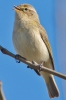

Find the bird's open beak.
xmin=13 ymin=5 xmax=20 ymax=11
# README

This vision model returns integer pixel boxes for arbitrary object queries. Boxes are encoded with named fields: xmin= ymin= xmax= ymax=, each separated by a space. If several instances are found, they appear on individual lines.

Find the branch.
xmin=0 ymin=45 xmax=66 ymax=80
xmin=0 ymin=81 xmax=6 ymax=100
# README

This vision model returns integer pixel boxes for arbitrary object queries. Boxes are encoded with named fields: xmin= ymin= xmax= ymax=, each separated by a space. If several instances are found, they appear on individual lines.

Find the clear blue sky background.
xmin=0 ymin=0 xmax=64 ymax=100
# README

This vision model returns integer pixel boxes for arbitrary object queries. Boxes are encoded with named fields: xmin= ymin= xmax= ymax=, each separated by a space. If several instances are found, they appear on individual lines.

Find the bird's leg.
xmin=32 ymin=61 xmax=41 ymax=76
xmin=38 ymin=61 xmax=44 ymax=71
xmin=27 ymin=60 xmax=41 ymax=76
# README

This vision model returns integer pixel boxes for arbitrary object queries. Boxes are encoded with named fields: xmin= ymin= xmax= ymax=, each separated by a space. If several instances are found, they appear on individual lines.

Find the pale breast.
xmin=12 ymin=26 xmax=49 ymax=63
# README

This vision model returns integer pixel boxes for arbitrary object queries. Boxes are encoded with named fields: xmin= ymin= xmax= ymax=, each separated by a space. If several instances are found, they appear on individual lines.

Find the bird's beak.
xmin=13 ymin=5 xmax=20 ymax=11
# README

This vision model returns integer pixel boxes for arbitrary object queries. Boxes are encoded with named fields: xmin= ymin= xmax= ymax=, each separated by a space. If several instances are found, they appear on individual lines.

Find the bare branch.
xmin=0 ymin=45 xmax=66 ymax=80
xmin=0 ymin=81 xmax=6 ymax=100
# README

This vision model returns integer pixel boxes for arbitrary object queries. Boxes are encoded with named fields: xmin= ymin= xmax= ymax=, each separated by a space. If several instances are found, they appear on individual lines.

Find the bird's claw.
xmin=15 ymin=54 xmax=26 ymax=63
xmin=32 ymin=61 xmax=41 ymax=76
xmin=15 ymin=54 xmax=21 ymax=63
xmin=38 ymin=62 xmax=43 ymax=71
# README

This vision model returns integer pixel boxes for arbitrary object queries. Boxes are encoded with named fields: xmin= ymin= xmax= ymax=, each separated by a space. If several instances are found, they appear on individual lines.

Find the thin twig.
xmin=0 ymin=45 xmax=66 ymax=80
xmin=0 ymin=81 xmax=6 ymax=100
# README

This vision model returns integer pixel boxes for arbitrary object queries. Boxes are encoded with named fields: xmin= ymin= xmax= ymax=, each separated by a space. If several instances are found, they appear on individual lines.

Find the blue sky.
xmin=0 ymin=0 xmax=64 ymax=100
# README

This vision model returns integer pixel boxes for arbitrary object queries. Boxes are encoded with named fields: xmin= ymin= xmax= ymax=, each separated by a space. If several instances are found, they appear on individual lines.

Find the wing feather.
xmin=38 ymin=25 xmax=54 ymax=70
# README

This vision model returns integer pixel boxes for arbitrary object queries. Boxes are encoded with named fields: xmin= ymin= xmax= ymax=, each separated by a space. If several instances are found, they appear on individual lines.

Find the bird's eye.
xmin=24 ymin=8 xmax=28 ymax=11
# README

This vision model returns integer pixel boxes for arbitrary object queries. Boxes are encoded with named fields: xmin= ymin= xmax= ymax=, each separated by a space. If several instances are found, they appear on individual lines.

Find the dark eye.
xmin=24 ymin=8 xmax=28 ymax=11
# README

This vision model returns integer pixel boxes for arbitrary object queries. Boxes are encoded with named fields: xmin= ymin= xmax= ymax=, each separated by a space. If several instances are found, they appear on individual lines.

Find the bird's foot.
xmin=38 ymin=62 xmax=44 ymax=71
xmin=29 ymin=61 xmax=41 ymax=76
xmin=15 ymin=54 xmax=26 ymax=63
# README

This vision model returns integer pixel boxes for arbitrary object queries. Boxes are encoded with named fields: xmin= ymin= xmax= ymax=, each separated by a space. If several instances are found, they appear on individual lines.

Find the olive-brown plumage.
xmin=12 ymin=4 xmax=59 ymax=98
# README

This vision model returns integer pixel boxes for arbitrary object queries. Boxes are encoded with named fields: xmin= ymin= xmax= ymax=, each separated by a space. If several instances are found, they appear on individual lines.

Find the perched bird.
xmin=12 ymin=4 xmax=59 ymax=98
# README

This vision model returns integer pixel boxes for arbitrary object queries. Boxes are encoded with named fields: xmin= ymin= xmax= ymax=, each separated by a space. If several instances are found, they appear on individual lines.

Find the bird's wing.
xmin=38 ymin=25 xmax=54 ymax=70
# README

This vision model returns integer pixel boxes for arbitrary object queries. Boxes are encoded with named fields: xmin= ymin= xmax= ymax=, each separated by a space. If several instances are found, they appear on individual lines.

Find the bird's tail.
xmin=40 ymin=72 xmax=59 ymax=98
xmin=46 ymin=75 xmax=59 ymax=98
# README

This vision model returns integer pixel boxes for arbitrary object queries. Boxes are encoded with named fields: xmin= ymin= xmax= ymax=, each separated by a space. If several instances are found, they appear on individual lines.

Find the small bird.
xmin=12 ymin=4 xmax=59 ymax=98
